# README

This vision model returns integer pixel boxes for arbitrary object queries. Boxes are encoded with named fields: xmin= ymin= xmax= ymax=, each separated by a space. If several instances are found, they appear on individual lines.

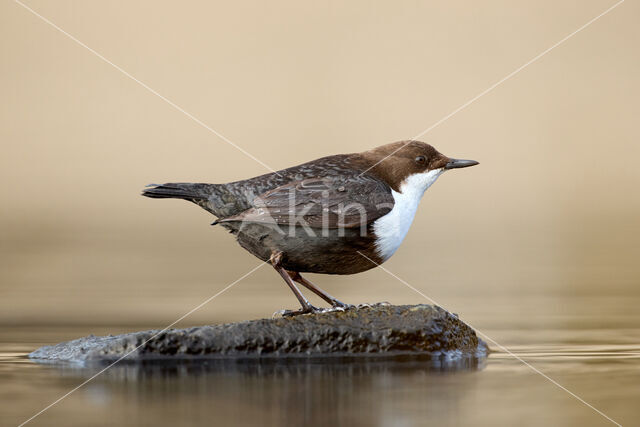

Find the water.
xmin=2 ymin=297 xmax=639 ymax=427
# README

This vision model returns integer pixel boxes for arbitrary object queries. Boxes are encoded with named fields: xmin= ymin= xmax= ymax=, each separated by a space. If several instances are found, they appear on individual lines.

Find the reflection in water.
xmin=66 ymin=354 xmax=486 ymax=380
xmin=39 ymin=356 xmax=485 ymax=426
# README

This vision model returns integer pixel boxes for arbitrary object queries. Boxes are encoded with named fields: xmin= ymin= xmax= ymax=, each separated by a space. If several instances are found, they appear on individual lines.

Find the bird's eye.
xmin=415 ymin=156 xmax=426 ymax=164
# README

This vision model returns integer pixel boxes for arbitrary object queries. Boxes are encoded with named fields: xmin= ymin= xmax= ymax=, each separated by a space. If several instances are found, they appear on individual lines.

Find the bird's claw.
xmin=272 ymin=302 xmax=355 ymax=318
xmin=275 ymin=304 xmax=322 ymax=317
xmin=331 ymin=301 xmax=354 ymax=311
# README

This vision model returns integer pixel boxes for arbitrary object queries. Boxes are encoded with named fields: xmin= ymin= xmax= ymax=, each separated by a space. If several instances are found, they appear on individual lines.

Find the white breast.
xmin=372 ymin=168 xmax=444 ymax=261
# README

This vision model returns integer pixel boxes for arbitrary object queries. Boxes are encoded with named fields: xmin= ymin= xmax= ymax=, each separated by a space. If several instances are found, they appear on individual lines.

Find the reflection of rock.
xmin=29 ymin=304 xmax=488 ymax=364
xmin=47 ymin=356 xmax=485 ymax=426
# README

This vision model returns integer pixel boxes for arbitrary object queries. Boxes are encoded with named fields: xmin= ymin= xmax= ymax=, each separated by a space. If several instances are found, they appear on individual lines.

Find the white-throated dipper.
xmin=143 ymin=140 xmax=478 ymax=315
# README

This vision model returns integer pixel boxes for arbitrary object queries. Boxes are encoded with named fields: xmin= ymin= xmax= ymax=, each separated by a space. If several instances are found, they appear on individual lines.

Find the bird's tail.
xmin=142 ymin=183 xmax=206 ymax=200
xmin=142 ymin=183 xmax=219 ymax=214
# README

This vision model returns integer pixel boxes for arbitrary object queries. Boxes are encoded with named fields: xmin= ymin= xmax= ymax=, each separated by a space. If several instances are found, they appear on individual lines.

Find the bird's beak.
xmin=444 ymin=158 xmax=479 ymax=170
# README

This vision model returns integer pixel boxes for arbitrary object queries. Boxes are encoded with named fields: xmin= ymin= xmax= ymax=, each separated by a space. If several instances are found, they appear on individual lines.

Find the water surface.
xmin=2 ymin=297 xmax=639 ymax=427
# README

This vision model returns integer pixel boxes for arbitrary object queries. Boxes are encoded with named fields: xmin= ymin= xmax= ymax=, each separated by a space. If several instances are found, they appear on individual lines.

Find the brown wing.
xmin=218 ymin=175 xmax=394 ymax=228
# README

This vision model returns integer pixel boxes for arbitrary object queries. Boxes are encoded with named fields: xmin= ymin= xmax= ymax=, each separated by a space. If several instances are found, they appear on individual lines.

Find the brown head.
xmin=358 ymin=140 xmax=478 ymax=192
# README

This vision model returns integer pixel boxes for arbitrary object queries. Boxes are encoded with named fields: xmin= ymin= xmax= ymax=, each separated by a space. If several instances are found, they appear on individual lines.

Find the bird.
xmin=142 ymin=140 xmax=478 ymax=315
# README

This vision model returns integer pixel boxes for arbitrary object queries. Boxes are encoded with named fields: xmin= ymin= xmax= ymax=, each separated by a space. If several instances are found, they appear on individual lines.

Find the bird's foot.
xmin=331 ymin=300 xmax=354 ymax=309
xmin=282 ymin=304 xmax=321 ymax=317
xmin=271 ymin=302 xmax=356 ymax=318
xmin=274 ymin=304 xmax=321 ymax=318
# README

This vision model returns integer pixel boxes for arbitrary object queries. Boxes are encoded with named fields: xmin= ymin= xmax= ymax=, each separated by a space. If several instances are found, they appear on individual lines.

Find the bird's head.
xmin=362 ymin=140 xmax=478 ymax=194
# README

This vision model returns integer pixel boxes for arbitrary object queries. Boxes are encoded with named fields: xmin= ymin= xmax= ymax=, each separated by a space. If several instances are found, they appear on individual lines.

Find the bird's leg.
xmin=270 ymin=252 xmax=319 ymax=316
xmin=288 ymin=271 xmax=353 ymax=309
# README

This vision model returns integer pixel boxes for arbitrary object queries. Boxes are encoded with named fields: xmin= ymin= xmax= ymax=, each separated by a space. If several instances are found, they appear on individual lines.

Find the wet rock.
xmin=29 ymin=304 xmax=488 ymax=364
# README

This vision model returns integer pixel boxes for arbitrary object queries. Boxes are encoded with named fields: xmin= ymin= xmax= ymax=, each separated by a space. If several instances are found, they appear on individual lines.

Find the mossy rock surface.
xmin=29 ymin=304 xmax=488 ymax=364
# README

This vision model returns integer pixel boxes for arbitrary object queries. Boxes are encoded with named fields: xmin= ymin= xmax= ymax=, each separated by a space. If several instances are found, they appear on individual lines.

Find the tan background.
xmin=1 ymin=0 xmax=638 ymax=327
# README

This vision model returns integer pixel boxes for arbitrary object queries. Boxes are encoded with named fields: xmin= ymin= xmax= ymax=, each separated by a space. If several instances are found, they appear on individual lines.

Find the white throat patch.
xmin=372 ymin=168 xmax=444 ymax=261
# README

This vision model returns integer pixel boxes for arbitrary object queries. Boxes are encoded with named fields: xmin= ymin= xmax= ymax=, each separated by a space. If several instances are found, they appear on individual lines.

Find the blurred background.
xmin=1 ymin=0 xmax=638 ymax=325
xmin=1 ymin=1 xmax=639 ymax=425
